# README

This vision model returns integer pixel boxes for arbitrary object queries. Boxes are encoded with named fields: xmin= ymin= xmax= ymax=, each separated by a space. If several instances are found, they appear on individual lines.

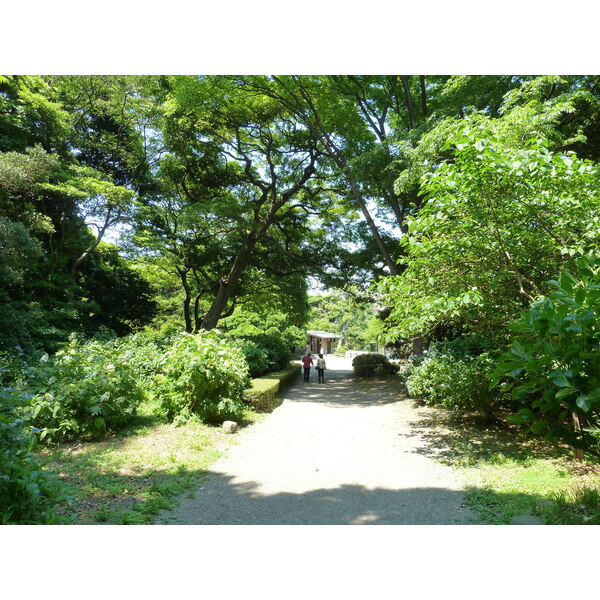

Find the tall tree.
xmin=131 ymin=76 xmax=329 ymax=331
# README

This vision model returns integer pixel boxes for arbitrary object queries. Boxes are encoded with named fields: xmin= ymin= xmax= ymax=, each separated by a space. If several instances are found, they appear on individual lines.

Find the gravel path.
xmin=159 ymin=356 xmax=478 ymax=525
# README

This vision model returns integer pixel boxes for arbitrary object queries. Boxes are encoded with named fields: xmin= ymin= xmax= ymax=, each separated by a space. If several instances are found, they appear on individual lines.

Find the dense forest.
xmin=2 ymin=75 xmax=600 ymax=523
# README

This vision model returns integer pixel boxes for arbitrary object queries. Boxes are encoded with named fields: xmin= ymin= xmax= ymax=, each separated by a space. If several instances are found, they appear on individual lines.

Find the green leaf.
xmin=576 ymin=395 xmax=591 ymax=412
xmin=518 ymin=408 xmax=535 ymax=419
xmin=555 ymin=387 xmax=576 ymax=400
xmin=506 ymin=415 xmax=525 ymax=425
xmin=586 ymin=387 xmax=600 ymax=401
xmin=530 ymin=421 xmax=549 ymax=434
xmin=552 ymin=374 xmax=572 ymax=388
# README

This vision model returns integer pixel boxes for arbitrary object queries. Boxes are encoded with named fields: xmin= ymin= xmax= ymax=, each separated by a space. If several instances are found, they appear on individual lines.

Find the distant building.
xmin=306 ymin=330 xmax=341 ymax=354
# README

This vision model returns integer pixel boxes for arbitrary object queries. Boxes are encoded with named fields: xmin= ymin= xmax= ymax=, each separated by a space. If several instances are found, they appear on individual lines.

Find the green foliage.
xmin=221 ymin=306 xmax=306 ymax=357
xmin=406 ymin=340 xmax=508 ymax=417
xmin=232 ymin=334 xmax=292 ymax=378
xmin=157 ymin=331 xmax=250 ymax=425
xmin=22 ymin=336 xmax=145 ymax=442
xmin=78 ymin=249 xmax=159 ymax=336
xmin=308 ymin=290 xmax=380 ymax=351
xmin=352 ymin=353 xmax=398 ymax=378
xmin=494 ymin=255 xmax=600 ymax=451
xmin=0 ymin=216 xmax=44 ymax=290
xmin=0 ymin=77 xmax=160 ymax=352
xmin=0 ymin=371 xmax=70 ymax=523
xmin=381 ymin=117 xmax=600 ymax=340
xmin=243 ymin=365 xmax=301 ymax=412
xmin=112 ymin=333 xmax=164 ymax=393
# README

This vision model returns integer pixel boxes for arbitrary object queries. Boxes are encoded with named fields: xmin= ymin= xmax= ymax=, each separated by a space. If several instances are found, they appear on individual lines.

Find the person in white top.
xmin=316 ymin=353 xmax=326 ymax=383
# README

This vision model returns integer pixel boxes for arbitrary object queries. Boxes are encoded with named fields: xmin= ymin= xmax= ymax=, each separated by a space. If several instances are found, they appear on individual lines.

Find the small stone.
xmin=222 ymin=420 xmax=238 ymax=433
xmin=509 ymin=514 xmax=545 ymax=525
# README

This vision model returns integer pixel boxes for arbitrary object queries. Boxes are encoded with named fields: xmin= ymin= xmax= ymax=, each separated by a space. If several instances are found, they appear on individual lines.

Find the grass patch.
xmin=405 ymin=402 xmax=600 ymax=525
xmin=38 ymin=399 xmax=262 ymax=524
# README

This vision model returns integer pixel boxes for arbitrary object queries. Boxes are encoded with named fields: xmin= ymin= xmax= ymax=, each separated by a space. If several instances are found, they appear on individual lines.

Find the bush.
xmin=0 ymin=387 xmax=70 ymax=523
xmin=113 ymin=333 xmax=163 ymax=392
xmin=158 ymin=331 xmax=250 ymax=425
xmin=22 ymin=335 xmax=145 ymax=442
xmin=334 ymin=345 xmax=347 ymax=357
xmin=352 ymin=353 xmax=399 ymax=378
xmin=243 ymin=365 xmax=301 ymax=411
xmin=232 ymin=334 xmax=292 ymax=378
xmin=406 ymin=350 xmax=503 ymax=418
xmin=494 ymin=255 xmax=600 ymax=451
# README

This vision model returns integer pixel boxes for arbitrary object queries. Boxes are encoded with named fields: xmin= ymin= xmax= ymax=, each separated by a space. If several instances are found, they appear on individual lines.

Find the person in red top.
xmin=302 ymin=352 xmax=314 ymax=382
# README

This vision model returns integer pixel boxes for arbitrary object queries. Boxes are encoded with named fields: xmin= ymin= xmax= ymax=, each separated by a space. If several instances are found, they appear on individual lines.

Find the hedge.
xmin=243 ymin=364 xmax=301 ymax=412
xmin=352 ymin=353 xmax=399 ymax=378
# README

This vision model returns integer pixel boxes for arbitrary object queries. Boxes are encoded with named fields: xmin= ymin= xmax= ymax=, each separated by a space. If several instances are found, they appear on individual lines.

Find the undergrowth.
xmin=39 ymin=398 xmax=262 ymax=524
xmin=406 ymin=401 xmax=600 ymax=525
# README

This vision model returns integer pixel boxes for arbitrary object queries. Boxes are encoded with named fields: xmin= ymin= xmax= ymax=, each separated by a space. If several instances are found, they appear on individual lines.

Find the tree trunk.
xmin=572 ymin=411 xmax=584 ymax=461
xmin=400 ymin=76 xmax=417 ymax=130
xmin=177 ymin=267 xmax=193 ymax=333
xmin=70 ymin=211 xmax=113 ymax=286
xmin=419 ymin=75 xmax=428 ymax=117
xmin=411 ymin=335 xmax=427 ymax=355
xmin=199 ymin=247 xmax=251 ymax=331
xmin=347 ymin=172 xmax=400 ymax=275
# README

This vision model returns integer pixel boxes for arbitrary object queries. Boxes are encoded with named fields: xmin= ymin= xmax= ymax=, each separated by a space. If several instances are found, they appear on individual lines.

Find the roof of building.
xmin=306 ymin=330 xmax=341 ymax=339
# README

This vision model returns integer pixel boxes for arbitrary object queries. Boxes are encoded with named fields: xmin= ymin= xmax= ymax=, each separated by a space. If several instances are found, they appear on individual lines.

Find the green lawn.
xmin=39 ymin=400 xmax=264 ymax=524
xmin=410 ymin=404 xmax=600 ymax=524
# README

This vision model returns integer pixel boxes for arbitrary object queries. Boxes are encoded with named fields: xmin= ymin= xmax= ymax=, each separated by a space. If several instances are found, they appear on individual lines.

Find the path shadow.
xmin=401 ymin=405 xmax=572 ymax=468
xmin=287 ymin=369 xmax=403 ymax=409
xmin=159 ymin=471 xmax=477 ymax=525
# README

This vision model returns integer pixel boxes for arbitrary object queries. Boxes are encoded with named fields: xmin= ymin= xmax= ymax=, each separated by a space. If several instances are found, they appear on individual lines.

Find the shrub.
xmin=493 ymin=255 xmax=600 ymax=451
xmin=158 ymin=331 xmax=250 ymax=425
xmin=232 ymin=334 xmax=292 ymax=378
xmin=406 ymin=350 xmax=503 ymax=418
xmin=113 ymin=333 xmax=163 ymax=392
xmin=0 ymin=387 xmax=70 ymax=523
xmin=243 ymin=365 xmax=301 ymax=411
xmin=334 ymin=345 xmax=347 ymax=357
xmin=352 ymin=353 xmax=399 ymax=378
xmin=23 ymin=336 xmax=145 ymax=442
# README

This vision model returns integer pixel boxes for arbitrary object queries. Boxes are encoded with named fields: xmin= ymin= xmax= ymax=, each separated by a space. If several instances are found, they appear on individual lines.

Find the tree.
xmin=0 ymin=76 xmax=160 ymax=348
xmin=241 ymin=76 xmax=528 ymax=288
xmin=307 ymin=290 xmax=380 ymax=350
xmin=130 ymin=75 xmax=329 ymax=332
xmin=252 ymin=75 xmax=407 ymax=276
xmin=380 ymin=116 xmax=600 ymax=341
xmin=78 ymin=243 xmax=158 ymax=336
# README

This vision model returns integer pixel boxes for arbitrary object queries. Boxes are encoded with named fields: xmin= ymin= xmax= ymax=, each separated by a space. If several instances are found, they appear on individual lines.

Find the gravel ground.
xmin=158 ymin=356 xmax=478 ymax=525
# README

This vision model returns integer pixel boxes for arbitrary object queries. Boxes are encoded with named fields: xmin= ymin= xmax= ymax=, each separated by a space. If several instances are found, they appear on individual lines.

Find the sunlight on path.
xmin=160 ymin=356 xmax=477 ymax=525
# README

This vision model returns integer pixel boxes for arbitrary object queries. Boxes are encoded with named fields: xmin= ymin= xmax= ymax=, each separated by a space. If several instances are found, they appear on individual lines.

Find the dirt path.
xmin=159 ymin=356 xmax=478 ymax=525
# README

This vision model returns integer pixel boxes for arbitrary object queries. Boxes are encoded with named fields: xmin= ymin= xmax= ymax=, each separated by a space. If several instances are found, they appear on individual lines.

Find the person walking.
xmin=302 ymin=352 xmax=314 ymax=382
xmin=316 ymin=353 xmax=326 ymax=383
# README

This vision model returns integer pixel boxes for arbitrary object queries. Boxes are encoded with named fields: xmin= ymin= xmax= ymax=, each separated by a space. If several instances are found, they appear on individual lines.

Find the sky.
xmin=4 ymin=1 xmax=599 ymax=75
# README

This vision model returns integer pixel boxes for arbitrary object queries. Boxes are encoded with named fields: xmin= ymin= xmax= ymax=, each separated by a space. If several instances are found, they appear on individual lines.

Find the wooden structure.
xmin=306 ymin=330 xmax=341 ymax=355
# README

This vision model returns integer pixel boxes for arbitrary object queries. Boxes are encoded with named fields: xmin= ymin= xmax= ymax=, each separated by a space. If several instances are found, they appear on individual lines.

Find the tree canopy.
xmin=2 ymin=74 xmax=599 ymax=353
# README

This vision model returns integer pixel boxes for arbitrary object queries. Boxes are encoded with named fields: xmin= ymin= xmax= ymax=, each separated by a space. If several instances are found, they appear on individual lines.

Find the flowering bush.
xmin=494 ymin=255 xmax=600 ymax=450
xmin=112 ymin=333 xmax=163 ymax=393
xmin=157 ymin=331 xmax=250 ymax=425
